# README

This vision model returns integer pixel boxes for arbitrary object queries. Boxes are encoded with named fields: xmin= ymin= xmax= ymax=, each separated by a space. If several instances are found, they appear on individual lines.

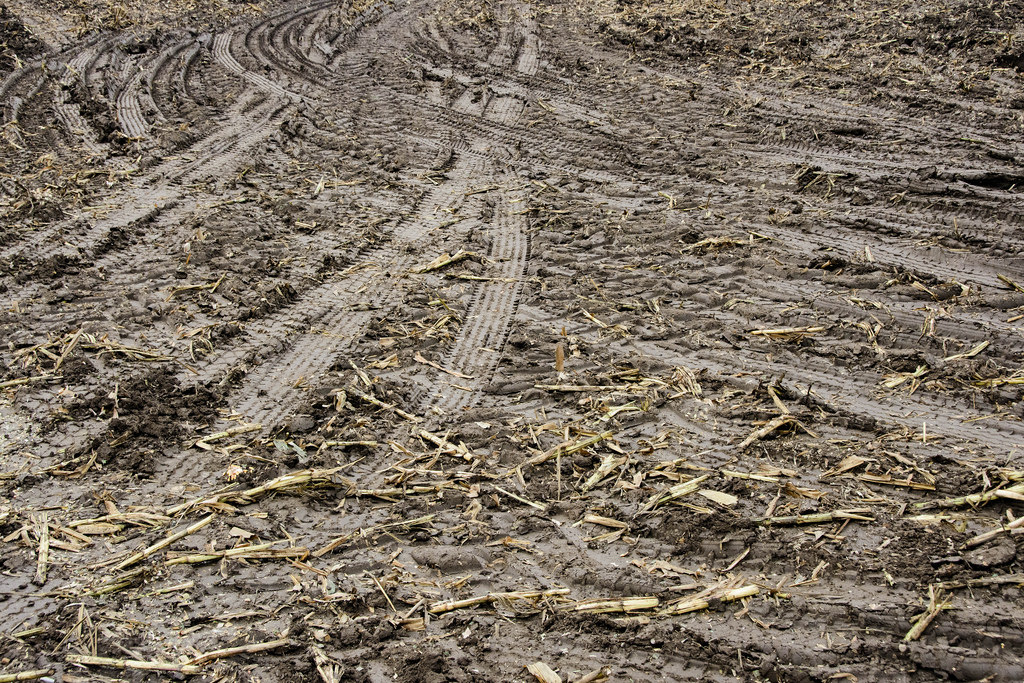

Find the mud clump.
xmin=0 ymin=6 xmax=42 ymax=77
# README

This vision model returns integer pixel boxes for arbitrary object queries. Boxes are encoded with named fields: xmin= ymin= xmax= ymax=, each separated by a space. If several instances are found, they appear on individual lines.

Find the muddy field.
xmin=1 ymin=0 xmax=1023 ymax=680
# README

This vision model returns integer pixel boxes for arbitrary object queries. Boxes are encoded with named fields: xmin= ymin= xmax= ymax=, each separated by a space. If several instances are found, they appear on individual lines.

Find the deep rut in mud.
xmin=1 ymin=0 xmax=1024 ymax=681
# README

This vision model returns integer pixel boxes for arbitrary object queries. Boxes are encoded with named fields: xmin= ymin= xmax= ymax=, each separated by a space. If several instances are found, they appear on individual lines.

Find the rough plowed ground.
xmin=1 ymin=0 xmax=1024 ymax=680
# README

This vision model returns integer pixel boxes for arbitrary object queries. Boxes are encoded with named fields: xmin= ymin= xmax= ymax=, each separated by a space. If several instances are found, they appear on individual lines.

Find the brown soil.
xmin=1 ymin=0 xmax=1024 ymax=681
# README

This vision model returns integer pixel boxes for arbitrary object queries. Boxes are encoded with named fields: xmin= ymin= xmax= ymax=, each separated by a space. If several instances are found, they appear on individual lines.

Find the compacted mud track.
xmin=2 ymin=0 xmax=1024 ymax=680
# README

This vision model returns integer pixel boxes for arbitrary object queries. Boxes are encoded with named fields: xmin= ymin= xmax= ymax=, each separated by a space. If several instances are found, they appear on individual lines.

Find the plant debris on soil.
xmin=1 ymin=0 xmax=1024 ymax=680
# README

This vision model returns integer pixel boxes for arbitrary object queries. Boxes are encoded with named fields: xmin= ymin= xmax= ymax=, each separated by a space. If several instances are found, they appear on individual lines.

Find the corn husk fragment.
xmin=526 ymin=662 xmax=562 ymax=683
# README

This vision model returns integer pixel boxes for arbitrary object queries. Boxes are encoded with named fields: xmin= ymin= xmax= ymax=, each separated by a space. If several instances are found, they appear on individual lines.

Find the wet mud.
xmin=1 ymin=0 xmax=1023 ymax=680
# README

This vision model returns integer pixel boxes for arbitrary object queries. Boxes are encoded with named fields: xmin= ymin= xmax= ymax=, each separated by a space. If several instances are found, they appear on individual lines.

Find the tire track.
xmin=0 ymin=3 xmax=435 ymax=474
xmin=146 ymin=40 xmax=199 ymax=127
xmin=152 ymin=154 xmax=487 ymax=486
xmin=416 ymin=3 xmax=538 ymax=417
xmin=590 ymin=155 xmax=1024 ymax=289
xmin=729 ymin=142 xmax=1024 ymax=231
xmin=116 ymin=59 xmax=150 ymax=139
xmin=422 ymin=184 xmax=531 ymax=415
xmin=227 ymin=0 xmax=625 ymax=179
xmin=212 ymin=31 xmax=306 ymax=102
xmin=613 ymin=63 xmax=1024 ymax=229
xmin=629 ymin=339 xmax=1024 ymax=452
xmin=0 ymin=91 xmax=285 ymax=265
xmin=0 ymin=31 xmax=288 ymax=267
xmin=266 ymin=2 xmax=338 ymax=91
xmin=0 ymin=57 xmax=48 ymax=125
xmin=729 ymin=267 xmax=1023 ymax=359
xmin=156 ymin=0 xmax=536 ymax=459
xmin=52 ymin=42 xmax=109 ymax=157
xmin=760 ymin=216 xmax=1024 ymax=288
xmin=642 ymin=60 xmax=1019 ymax=153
